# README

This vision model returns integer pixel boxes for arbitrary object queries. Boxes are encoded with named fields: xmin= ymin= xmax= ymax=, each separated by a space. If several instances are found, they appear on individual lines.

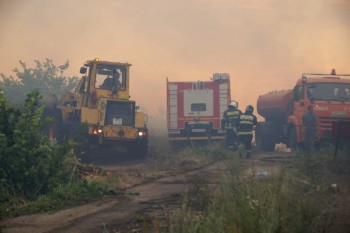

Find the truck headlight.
xmin=92 ymin=127 xmax=103 ymax=135
xmin=138 ymin=130 xmax=148 ymax=137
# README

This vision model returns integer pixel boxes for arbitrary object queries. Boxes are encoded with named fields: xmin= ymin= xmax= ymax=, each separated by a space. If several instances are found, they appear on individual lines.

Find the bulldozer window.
xmin=95 ymin=65 xmax=126 ymax=91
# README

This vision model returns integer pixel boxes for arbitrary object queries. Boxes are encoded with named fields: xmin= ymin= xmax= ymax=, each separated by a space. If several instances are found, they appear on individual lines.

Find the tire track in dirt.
xmin=0 ymin=152 xmax=292 ymax=233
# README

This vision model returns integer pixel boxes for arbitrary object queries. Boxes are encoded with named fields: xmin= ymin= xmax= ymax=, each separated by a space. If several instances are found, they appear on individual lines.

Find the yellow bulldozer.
xmin=52 ymin=58 xmax=148 ymax=155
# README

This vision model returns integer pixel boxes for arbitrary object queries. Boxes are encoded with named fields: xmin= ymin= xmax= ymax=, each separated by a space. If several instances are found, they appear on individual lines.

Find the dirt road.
xmin=1 ymin=148 xmax=349 ymax=233
xmin=0 ymin=152 xmax=224 ymax=232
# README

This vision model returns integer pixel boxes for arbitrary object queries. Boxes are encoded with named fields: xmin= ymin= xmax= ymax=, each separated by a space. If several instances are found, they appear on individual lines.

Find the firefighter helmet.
xmin=246 ymin=105 xmax=254 ymax=113
xmin=229 ymin=100 xmax=238 ymax=108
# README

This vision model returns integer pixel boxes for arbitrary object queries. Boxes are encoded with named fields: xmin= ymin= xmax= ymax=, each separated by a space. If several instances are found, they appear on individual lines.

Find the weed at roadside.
xmin=167 ymin=150 xmax=340 ymax=233
xmin=1 ymin=180 xmax=110 ymax=218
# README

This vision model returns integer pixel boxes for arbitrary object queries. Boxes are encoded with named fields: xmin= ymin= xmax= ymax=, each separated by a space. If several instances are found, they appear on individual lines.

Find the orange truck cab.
xmin=256 ymin=70 xmax=350 ymax=151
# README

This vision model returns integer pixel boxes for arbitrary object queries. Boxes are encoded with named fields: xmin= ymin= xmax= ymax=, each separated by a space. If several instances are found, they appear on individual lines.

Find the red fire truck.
xmin=166 ymin=73 xmax=231 ymax=143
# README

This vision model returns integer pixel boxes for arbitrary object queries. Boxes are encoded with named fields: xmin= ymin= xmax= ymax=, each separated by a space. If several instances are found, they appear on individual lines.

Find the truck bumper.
xmin=168 ymin=123 xmax=225 ymax=141
xmin=168 ymin=136 xmax=225 ymax=141
xmin=88 ymin=125 xmax=148 ymax=145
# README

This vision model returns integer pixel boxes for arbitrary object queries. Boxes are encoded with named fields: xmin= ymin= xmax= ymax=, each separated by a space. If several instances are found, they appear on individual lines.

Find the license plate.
xmin=192 ymin=129 xmax=206 ymax=133
xmin=113 ymin=118 xmax=123 ymax=125
xmin=331 ymin=111 xmax=346 ymax=117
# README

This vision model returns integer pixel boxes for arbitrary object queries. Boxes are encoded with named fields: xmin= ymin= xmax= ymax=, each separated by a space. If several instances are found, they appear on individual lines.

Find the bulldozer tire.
xmin=62 ymin=122 xmax=91 ymax=155
xmin=127 ymin=139 xmax=148 ymax=157
xmin=42 ymin=108 xmax=64 ymax=143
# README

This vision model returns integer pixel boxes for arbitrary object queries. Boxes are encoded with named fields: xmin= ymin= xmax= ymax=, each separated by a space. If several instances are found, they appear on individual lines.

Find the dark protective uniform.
xmin=100 ymin=71 xmax=121 ymax=94
xmin=221 ymin=106 xmax=242 ymax=148
xmin=302 ymin=111 xmax=317 ymax=152
xmin=238 ymin=111 xmax=257 ymax=157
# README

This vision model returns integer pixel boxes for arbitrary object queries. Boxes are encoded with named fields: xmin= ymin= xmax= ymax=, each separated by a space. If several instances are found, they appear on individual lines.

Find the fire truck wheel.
xmin=255 ymin=122 xmax=275 ymax=152
xmin=288 ymin=125 xmax=299 ymax=152
xmin=260 ymin=138 xmax=275 ymax=152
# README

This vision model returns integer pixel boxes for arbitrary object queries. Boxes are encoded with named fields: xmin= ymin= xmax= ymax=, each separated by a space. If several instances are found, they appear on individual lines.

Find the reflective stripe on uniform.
xmin=238 ymin=114 xmax=256 ymax=135
xmin=227 ymin=111 xmax=240 ymax=116
xmin=239 ymin=115 xmax=254 ymax=121
xmin=238 ymin=131 xmax=253 ymax=135
xmin=223 ymin=109 xmax=241 ymax=128
xmin=239 ymin=120 xmax=253 ymax=125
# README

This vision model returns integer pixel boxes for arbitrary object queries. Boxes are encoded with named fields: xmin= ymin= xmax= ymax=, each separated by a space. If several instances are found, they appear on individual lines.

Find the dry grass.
xmin=167 ymin=148 xmax=350 ymax=233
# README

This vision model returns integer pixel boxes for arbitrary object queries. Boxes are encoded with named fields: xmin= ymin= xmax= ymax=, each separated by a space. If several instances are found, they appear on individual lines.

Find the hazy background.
xmin=1 ymin=0 xmax=349 ymax=127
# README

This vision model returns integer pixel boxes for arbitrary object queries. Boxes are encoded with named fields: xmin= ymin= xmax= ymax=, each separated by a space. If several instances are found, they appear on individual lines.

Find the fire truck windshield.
xmin=307 ymin=83 xmax=350 ymax=101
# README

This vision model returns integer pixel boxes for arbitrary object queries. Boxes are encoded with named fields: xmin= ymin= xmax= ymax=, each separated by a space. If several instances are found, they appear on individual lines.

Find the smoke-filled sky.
xmin=1 ymin=0 xmax=349 ymax=117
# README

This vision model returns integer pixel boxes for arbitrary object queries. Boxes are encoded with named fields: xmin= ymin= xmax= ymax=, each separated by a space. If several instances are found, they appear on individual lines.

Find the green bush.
xmin=0 ymin=60 xmax=113 ymax=219
xmin=0 ymin=90 xmax=78 ymax=218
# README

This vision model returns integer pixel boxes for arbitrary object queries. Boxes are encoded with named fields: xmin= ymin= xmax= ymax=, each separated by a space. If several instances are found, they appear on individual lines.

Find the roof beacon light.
xmin=302 ymin=75 xmax=307 ymax=84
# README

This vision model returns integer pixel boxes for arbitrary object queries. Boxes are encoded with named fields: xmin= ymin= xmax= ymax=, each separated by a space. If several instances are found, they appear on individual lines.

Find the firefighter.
xmin=221 ymin=100 xmax=242 ymax=149
xmin=302 ymin=105 xmax=317 ymax=152
xmin=238 ymin=105 xmax=257 ymax=158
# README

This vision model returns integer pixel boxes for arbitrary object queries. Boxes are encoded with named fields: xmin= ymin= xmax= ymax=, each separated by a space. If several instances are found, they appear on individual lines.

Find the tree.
xmin=0 ymin=59 xmax=79 ymax=107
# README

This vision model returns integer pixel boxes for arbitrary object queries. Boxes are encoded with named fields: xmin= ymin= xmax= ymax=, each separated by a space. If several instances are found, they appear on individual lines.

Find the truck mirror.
xmin=293 ymin=88 xmax=299 ymax=100
xmin=80 ymin=67 xmax=87 ymax=74
xmin=79 ymin=77 xmax=86 ymax=93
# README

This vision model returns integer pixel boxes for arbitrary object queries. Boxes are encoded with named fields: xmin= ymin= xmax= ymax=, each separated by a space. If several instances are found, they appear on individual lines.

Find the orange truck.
xmin=256 ymin=70 xmax=350 ymax=151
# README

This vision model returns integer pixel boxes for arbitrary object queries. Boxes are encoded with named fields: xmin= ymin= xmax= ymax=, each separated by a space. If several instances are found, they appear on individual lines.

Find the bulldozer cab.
xmin=95 ymin=66 xmax=126 ymax=92
xmin=79 ymin=59 xmax=131 ymax=102
xmin=56 ymin=58 xmax=148 ymax=155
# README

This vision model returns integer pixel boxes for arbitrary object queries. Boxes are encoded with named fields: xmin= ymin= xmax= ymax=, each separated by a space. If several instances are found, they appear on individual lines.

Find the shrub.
xmin=0 ymin=90 xmax=76 ymax=215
